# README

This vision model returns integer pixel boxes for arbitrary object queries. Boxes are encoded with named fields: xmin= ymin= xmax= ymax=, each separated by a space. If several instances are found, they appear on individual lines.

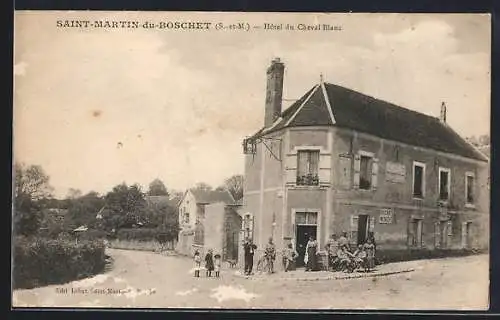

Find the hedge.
xmin=13 ymin=236 xmax=107 ymax=289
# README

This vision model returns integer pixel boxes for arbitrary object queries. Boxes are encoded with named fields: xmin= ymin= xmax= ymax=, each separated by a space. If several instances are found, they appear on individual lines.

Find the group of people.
xmin=326 ymin=232 xmax=376 ymax=273
xmin=195 ymin=232 xmax=377 ymax=277
xmin=193 ymin=249 xmax=222 ymax=278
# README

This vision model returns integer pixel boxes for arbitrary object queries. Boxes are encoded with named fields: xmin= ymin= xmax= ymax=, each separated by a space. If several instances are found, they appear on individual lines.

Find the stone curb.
xmin=236 ymin=268 xmax=415 ymax=282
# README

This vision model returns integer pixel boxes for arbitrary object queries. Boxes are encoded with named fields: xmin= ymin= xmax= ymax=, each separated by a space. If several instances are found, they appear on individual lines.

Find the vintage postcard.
xmin=12 ymin=11 xmax=491 ymax=310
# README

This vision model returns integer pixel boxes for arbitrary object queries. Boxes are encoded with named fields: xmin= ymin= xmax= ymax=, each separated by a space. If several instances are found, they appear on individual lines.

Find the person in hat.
xmin=205 ymin=248 xmax=215 ymax=277
xmin=243 ymin=238 xmax=257 ymax=275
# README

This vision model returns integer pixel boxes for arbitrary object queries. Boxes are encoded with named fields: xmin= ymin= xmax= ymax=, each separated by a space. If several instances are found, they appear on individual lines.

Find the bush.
xmin=13 ymin=236 xmax=107 ymax=289
xmin=375 ymin=248 xmax=487 ymax=265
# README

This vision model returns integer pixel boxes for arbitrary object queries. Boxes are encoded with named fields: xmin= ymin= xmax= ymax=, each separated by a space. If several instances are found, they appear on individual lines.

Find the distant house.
xmin=176 ymin=188 xmax=236 ymax=255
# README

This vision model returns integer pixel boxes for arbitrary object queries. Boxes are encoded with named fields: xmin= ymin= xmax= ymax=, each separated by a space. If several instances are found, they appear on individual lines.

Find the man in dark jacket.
xmin=243 ymin=238 xmax=257 ymax=275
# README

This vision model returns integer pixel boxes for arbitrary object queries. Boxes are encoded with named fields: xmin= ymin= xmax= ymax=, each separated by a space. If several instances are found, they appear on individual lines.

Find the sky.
xmin=13 ymin=12 xmax=491 ymax=199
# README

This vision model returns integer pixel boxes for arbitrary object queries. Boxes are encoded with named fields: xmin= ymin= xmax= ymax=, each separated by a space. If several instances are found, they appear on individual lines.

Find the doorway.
xmin=295 ymin=225 xmax=317 ymax=268
xmin=357 ymin=215 xmax=369 ymax=245
xmin=440 ymin=221 xmax=449 ymax=248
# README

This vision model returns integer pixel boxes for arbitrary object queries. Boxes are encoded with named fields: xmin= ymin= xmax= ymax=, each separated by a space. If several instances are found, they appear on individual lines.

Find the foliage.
xmin=103 ymin=183 xmax=146 ymax=229
xmin=14 ymin=194 xmax=42 ymax=237
xmin=65 ymin=191 xmax=105 ymax=230
xmin=14 ymin=162 xmax=53 ymax=201
xmin=194 ymin=182 xmax=213 ymax=191
xmin=221 ymin=174 xmax=244 ymax=201
xmin=13 ymin=236 xmax=106 ymax=289
xmin=13 ymin=163 xmax=55 ymax=237
xmin=147 ymin=179 xmax=169 ymax=196
xmin=466 ymin=134 xmax=490 ymax=147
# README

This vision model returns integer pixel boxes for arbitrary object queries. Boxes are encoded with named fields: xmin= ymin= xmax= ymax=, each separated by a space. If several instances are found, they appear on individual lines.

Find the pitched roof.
xmin=250 ymin=82 xmax=487 ymax=162
xmin=189 ymin=189 xmax=235 ymax=205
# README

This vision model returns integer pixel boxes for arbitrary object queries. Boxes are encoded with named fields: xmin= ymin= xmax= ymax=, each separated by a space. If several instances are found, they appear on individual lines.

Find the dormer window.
xmin=296 ymin=150 xmax=319 ymax=186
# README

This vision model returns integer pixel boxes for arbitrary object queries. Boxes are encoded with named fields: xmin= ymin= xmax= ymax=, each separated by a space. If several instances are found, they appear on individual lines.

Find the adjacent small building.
xmin=242 ymin=58 xmax=490 ymax=269
xmin=176 ymin=188 xmax=236 ymax=255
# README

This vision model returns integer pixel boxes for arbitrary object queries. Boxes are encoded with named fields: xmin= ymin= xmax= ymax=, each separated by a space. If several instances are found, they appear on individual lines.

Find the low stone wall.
xmin=108 ymin=239 xmax=176 ymax=252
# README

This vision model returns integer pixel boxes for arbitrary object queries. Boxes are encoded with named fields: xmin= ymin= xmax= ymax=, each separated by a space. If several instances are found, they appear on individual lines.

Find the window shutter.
xmin=369 ymin=216 xmax=375 ymax=231
xmin=350 ymin=215 xmax=359 ymax=231
xmin=461 ymin=222 xmax=467 ymax=248
xmin=372 ymin=158 xmax=379 ymax=190
xmin=447 ymin=220 xmax=453 ymax=236
xmin=353 ymin=155 xmax=361 ymax=189
xmin=408 ymin=220 xmax=415 ymax=246
xmin=434 ymin=222 xmax=441 ymax=248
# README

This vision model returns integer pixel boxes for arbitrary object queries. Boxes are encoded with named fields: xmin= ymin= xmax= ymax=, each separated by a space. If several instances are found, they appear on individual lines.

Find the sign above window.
xmin=386 ymin=162 xmax=406 ymax=183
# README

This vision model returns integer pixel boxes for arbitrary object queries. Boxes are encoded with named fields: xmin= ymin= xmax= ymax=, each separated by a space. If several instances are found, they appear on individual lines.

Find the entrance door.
xmin=357 ymin=215 xmax=369 ymax=245
xmin=295 ymin=225 xmax=317 ymax=268
xmin=440 ymin=221 xmax=448 ymax=248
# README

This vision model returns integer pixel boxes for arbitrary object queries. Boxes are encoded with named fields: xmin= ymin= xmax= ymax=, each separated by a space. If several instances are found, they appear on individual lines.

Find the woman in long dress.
xmin=305 ymin=236 xmax=318 ymax=271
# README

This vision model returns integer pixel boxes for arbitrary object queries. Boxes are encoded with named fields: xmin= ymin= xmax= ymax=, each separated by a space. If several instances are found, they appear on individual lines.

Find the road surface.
xmin=13 ymin=249 xmax=489 ymax=310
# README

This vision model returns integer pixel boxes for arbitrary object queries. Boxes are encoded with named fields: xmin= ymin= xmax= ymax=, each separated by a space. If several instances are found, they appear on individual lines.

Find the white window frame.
xmin=296 ymin=148 xmax=321 ymax=186
xmin=291 ymin=208 xmax=322 ymax=249
xmin=438 ymin=167 xmax=451 ymax=203
xmin=412 ymin=161 xmax=426 ymax=199
xmin=465 ymin=171 xmax=475 ymax=208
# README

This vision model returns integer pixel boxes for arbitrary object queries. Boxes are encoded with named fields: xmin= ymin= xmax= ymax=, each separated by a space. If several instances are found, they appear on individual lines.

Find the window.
xmin=184 ymin=212 xmax=190 ymax=224
xmin=465 ymin=172 xmax=475 ymax=204
xmin=408 ymin=219 xmax=423 ymax=247
xmin=413 ymin=162 xmax=426 ymax=198
xmin=353 ymin=151 xmax=379 ymax=190
xmin=295 ymin=212 xmax=318 ymax=225
xmin=296 ymin=150 xmax=320 ymax=186
xmin=359 ymin=156 xmax=372 ymax=189
xmin=438 ymin=167 xmax=451 ymax=201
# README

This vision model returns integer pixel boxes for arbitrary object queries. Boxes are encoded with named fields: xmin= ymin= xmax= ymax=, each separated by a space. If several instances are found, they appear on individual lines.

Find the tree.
xmin=104 ymin=183 xmax=146 ymax=229
xmin=67 ymin=188 xmax=83 ymax=199
xmin=148 ymin=179 xmax=169 ymax=196
xmin=194 ymin=182 xmax=212 ymax=191
xmin=14 ymin=162 xmax=53 ymax=202
xmin=65 ymin=191 xmax=105 ymax=230
xmin=222 ymin=174 xmax=244 ymax=201
xmin=13 ymin=162 xmax=53 ymax=236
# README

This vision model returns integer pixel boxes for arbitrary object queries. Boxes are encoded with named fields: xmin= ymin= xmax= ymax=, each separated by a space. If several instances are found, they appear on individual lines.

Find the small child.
xmin=214 ymin=253 xmax=222 ymax=278
xmin=193 ymin=250 xmax=201 ymax=278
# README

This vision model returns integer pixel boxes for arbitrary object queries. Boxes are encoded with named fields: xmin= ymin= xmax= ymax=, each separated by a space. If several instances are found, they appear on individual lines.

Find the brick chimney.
xmin=440 ymin=101 xmax=447 ymax=123
xmin=264 ymin=57 xmax=285 ymax=127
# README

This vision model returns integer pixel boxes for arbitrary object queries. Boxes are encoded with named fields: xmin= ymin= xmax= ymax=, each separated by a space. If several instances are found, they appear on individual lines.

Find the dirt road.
xmin=12 ymin=249 xmax=489 ymax=310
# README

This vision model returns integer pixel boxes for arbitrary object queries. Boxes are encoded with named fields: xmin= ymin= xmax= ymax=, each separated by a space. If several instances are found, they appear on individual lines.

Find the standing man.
xmin=325 ymin=233 xmax=339 ymax=271
xmin=265 ymin=237 xmax=276 ymax=274
xmin=243 ymin=238 xmax=257 ymax=275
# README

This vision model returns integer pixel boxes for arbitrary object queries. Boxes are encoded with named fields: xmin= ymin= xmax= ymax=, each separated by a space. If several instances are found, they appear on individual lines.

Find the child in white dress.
xmin=214 ymin=253 xmax=222 ymax=278
xmin=193 ymin=250 xmax=201 ymax=278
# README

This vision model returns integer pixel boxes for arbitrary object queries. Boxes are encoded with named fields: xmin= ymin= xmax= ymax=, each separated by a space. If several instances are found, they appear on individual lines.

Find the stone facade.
xmin=243 ymin=125 xmax=489 ymax=267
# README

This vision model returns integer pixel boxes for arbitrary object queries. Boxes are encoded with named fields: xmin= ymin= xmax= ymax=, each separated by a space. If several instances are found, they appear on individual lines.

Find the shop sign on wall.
xmin=379 ymin=208 xmax=394 ymax=224
xmin=386 ymin=162 xmax=406 ymax=183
